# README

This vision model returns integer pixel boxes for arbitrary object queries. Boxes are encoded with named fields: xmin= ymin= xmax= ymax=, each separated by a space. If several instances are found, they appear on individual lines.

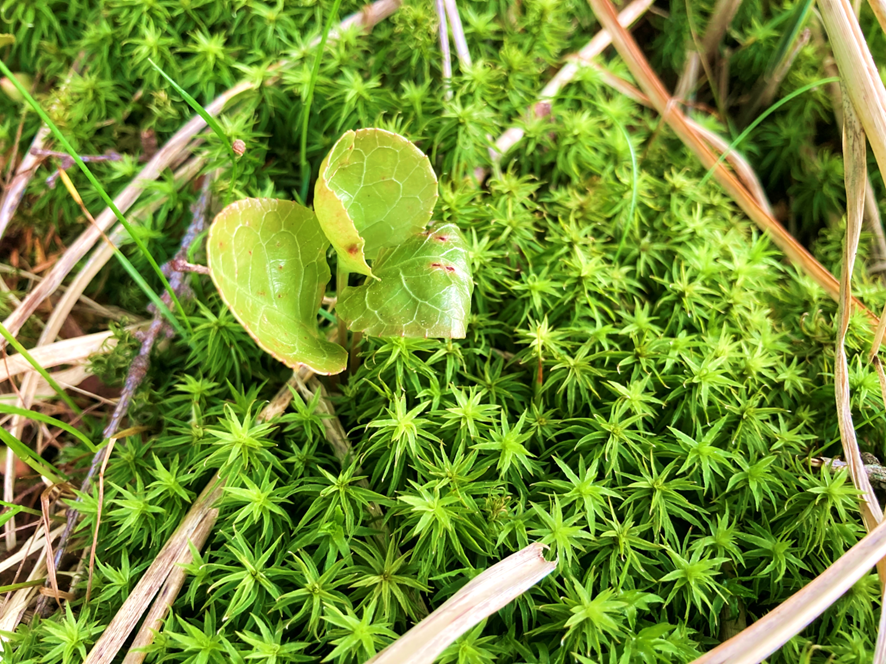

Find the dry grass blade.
xmin=674 ymin=0 xmax=741 ymax=104
xmin=591 ymin=64 xmax=773 ymax=214
xmin=9 ymin=366 xmax=93 ymax=401
xmin=0 ymin=327 xmax=140 ymax=382
xmin=584 ymin=0 xmax=872 ymax=316
xmin=813 ymin=26 xmax=886 ymax=280
xmin=837 ymin=81 xmax=886 ymax=664
xmin=0 ymin=125 xmax=52 ymax=240
xmin=481 ymin=0 xmax=654 ymax=179
xmin=82 ymin=475 xmax=226 ymax=664
xmin=834 ymin=86 xmax=885 ymax=543
xmin=435 ymin=0 xmax=453 ymax=97
xmin=0 ymin=57 xmax=83 ymax=239
xmin=0 ymin=524 xmax=63 ymax=576
xmin=38 ymin=483 xmax=76 ymax=610
xmin=367 ymin=543 xmax=556 ymax=664
xmin=742 ymin=28 xmax=811 ymax=122
xmin=865 ymin=0 xmax=886 ymax=34
xmin=85 ymin=439 xmax=116 ymax=604
xmin=691 ymin=516 xmax=886 ymax=663
xmin=0 ymin=525 xmax=64 ymax=637
xmin=442 ymin=0 xmax=471 ymax=68
xmin=84 ymin=371 xmax=305 ymax=663
xmin=121 ymin=510 xmax=217 ymax=664
xmin=819 ymin=0 xmax=886 ymax=184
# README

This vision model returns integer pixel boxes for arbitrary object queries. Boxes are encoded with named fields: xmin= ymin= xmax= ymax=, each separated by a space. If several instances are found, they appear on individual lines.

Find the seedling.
xmin=207 ymin=129 xmax=473 ymax=375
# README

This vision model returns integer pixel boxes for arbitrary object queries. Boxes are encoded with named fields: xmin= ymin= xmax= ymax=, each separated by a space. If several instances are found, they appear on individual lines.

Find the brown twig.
xmin=813 ymin=455 xmax=886 ymax=489
xmin=31 ymin=149 xmax=124 ymax=189
xmin=34 ymin=177 xmax=213 ymax=617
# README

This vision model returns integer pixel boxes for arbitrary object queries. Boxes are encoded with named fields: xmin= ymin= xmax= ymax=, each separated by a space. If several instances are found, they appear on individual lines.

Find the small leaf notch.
xmin=314 ymin=128 xmax=438 ymax=276
xmin=337 ymin=223 xmax=473 ymax=338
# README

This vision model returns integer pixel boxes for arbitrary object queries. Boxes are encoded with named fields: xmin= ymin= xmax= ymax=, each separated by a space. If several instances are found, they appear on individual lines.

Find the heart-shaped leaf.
xmin=207 ymin=198 xmax=347 ymax=375
xmin=314 ymin=128 xmax=438 ymax=276
xmin=337 ymin=223 xmax=473 ymax=338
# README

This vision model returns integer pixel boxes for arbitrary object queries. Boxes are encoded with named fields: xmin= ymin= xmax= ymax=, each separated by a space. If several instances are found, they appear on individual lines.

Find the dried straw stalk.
xmin=584 ymin=0 xmax=871 ymax=315
xmin=691 ymin=516 xmax=886 ymax=663
xmin=481 ymin=0 xmax=655 ymax=180
xmin=368 ymin=543 xmax=556 ymax=664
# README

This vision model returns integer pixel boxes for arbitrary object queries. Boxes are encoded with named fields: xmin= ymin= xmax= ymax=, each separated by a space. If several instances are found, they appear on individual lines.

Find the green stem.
xmin=300 ymin=0 xmax=344 ymax=199
xmin=0 ymin=58 xmax=192 ymax=337
xmin=337 ymin=263 xmax=349 ymax=349
xmin=0 ymin=321 xmax=81 ymax=414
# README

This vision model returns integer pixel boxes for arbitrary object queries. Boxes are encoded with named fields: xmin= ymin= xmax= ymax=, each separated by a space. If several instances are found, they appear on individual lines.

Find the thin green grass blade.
xmin=0 ymin=426 xmax=64 ymax=484
xmin=699 ymin=76 xmax=840 ymax=188
xmin=0 ymin=58 xmax=192 ymax=336
xmin=0 ymin=404 xmax=99 ymax=452
xmin=0 ymin=579 xmax=46 ymax=593
xmin=767 ymin=0 xmax=814 ymax=79
xmin=0 ymin=321 xmax=80 ymax=414
xmin=0 ymin=499 xmax=42 ymax=517
xmin=98 ymin=236 xmax=187 ymax=338
xmin=299 ymin=0 xmax=344 ymax=201
xmin=318 ymin=307 xmax=338 ymax=325
xmin=147 ymin=58 xmax=238 ymax=208
xmin=0 ymin=504 xmax=28 ymax=527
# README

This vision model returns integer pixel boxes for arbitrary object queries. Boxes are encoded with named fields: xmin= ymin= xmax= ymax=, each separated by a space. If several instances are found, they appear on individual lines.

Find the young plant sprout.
xmin=207 ymin=129 xmax=473 ymax=375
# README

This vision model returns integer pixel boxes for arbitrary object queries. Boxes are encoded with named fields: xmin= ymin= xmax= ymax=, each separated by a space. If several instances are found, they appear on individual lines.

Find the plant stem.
xmin=336 ymin=263 xmax=349 ymax=348
xmin=300 ymin=0 xmax=344 ymax=201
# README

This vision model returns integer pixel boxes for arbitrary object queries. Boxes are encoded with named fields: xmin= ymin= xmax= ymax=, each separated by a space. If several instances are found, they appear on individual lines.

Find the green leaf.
xmin=314 ymin=128 xmax=438 ymax=276
xmin=337 ymin=223 xmax=473 ymax=338
xmin=207 ymin=198 xmax=347 ymax=375
xmin=0 ymin=427 xmax=64 ymax=484
xmin=0 ymin=404 xmax=99 ymax=452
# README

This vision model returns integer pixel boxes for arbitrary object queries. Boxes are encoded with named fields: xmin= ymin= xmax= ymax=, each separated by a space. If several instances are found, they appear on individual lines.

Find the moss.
xmin=3 ymin=0 xmax=886 ymax=661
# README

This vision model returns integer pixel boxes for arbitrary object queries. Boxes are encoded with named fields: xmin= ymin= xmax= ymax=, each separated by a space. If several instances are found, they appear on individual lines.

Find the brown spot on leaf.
xmin=435 ymin=235 xmax=449 ymax=242
xmin=347 ymin=245 xmax=359 ymax=255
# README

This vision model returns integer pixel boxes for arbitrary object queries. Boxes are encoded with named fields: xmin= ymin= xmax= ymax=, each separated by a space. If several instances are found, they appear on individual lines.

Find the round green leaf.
xmin=207 ymin=198 xmax=347 ymax=375
xmin=337 ymin=223 xmax=473 ymax=338
xmin=314 ymin=128 xmax=438 ymax=276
